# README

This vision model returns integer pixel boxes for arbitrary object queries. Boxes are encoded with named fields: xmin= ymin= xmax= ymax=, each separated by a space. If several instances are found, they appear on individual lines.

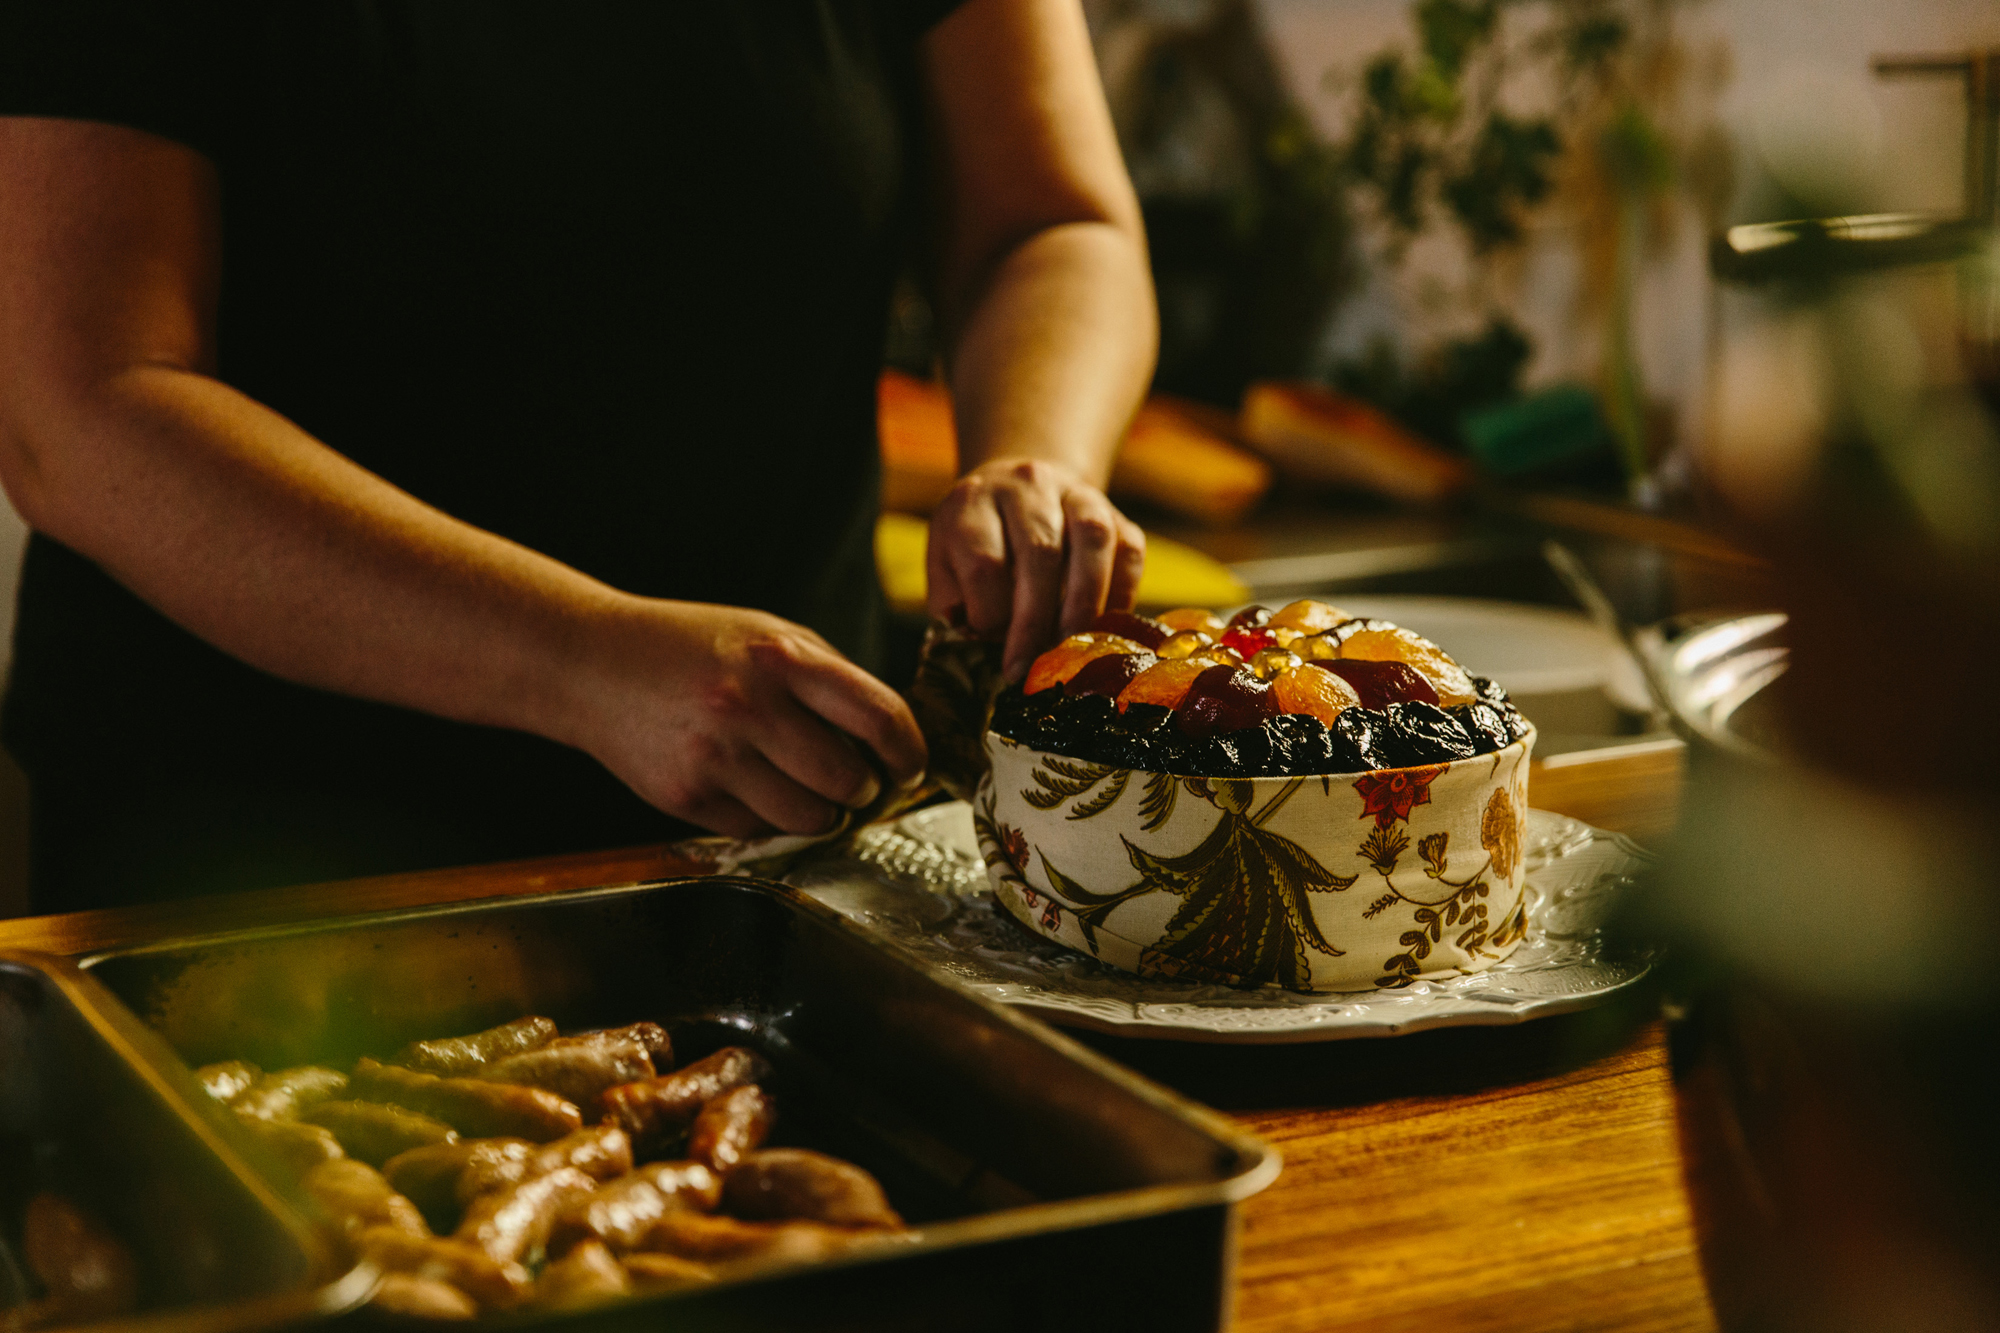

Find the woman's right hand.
xmin=561 ymin=598 xmax=928 ymax=840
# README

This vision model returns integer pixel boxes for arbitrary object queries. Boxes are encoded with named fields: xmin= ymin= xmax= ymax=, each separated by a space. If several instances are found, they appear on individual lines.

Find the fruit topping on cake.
xmin=989 ymin=600 xmax=1530 ymax=776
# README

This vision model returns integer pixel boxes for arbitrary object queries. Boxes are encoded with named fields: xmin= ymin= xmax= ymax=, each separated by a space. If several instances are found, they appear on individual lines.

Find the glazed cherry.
xmin=1312 ymin=658 xmax=1439 ymax=710
xmin=1065 ymin=650 xmax=1156 ymax=699
xmin=1219 ymin=626 xmax=1276 ymax=658
xmin=1088 ymin=610 xmax=1170 ymax=650
xmin=1226 ymin=605 xmax=1272 ymax=630
xmin=1175 ymin=664 xmax=1279 ymax=737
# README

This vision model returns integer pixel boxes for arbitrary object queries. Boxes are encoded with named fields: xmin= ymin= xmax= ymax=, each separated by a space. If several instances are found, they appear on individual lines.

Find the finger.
xmin=720 ymin=747 xmax=844 ymax=837
xmin=1106 ymin=515 xmax=1146 ymax=613
xmin=665 ymin=785 xmax=775 ymax=841
xmin=936 ymin=488 xmax=1013 ymax=639
xmin=1057 ymin=490 xmax=1120 ymax=633
xmin=995 ymin=481 xmax=1067 ymax=681
xmin=924 ymin=515 xmax=965 ymax=626
xmin=785 ymin=650 xmax=929 ymax=786
xmin=751 ymin=693 xmax=884 ymax=809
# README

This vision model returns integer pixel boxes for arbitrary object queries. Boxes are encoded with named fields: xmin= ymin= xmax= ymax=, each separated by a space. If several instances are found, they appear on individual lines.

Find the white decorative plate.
xmin=783 ymin=801 xmax=1653 ymax=1043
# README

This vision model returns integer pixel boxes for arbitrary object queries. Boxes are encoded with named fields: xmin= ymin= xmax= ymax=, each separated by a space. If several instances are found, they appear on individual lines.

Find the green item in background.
xmin=1461 ymin=384 xmax=1612 ymax=476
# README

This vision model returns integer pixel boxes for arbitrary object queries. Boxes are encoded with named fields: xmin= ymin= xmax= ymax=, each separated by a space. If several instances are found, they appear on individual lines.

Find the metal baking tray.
xmin=0 ymin=950 xmax=370 ymax=1332
xmin=78 ymin=878 xmax=1278 ymax=1332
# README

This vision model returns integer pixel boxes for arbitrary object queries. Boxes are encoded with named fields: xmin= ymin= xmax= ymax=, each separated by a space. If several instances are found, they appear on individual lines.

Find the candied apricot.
xmin=1156 ymin=630 xmax=1214 ymax=660
xmin=1334 ymin=628 xmax=1479 ymax=706
xmin=1024 ymin=634 xmax=1145 ymax=695
xmin=1271 ymin=666 xmax=1361 ymax=724
xmin=1157 ymin=608 xmax=1226 ymax=634
xmin=1116 ymin=659 xmax=1208 ymax=713
xmin=1269 ymin=600 xmax=1351 ymax=633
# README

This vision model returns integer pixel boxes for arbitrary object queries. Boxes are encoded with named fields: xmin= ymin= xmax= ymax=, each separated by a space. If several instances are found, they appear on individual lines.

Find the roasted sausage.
xmin=193 ymin=1059 xmax=261 ymax=1103
xmin=529 ymin=1240 xmax=629 ymax=1311
xmin=231 ymin=1066 xmax=348 ymax=1121
xmin=21 ymin=1193 xmax=138 ymax=1323
xmin=634 ymin=1211 xmax=864 ymax=1266
xmin=453 ymin=1125 xmax=631 ymax=1206
xmin=352 ymin=1226 xmax=531 ymax=1311
xmin=478 ymin=1035 xmax=656 ymax=1113
xmin=721 ymin=1149 xmax=903 ymax=1229
xmin=234 ymin=1111 xmax=345 ymax=1175
xmin=395 ymin=1017 xmax=558 ymax=1076
xmin=302 ymin=1159 xmax=429 ymax=1241
xmin=602 ymin=1047 xmax=771 ymax=1145
xmin=302 ymin=1100 xmax=459 ymax=1166
xmin=620 ymin=1251 xmax=715 ymax=1292
xmin=548 ymin=1161 xmax=721 ymax=1255
xmin=454 ymin=1167 xmax=597 ymax=1265
xmin=384 ymin=1139 xmax=533 ymax=1226
xmin=687 ymin=1084 xmax=773 ymax=1174
xmin=351 ymin=1057 xmax=582 ymax=1142
xmin=368 ymin=1273 xmax=478 ymax=1320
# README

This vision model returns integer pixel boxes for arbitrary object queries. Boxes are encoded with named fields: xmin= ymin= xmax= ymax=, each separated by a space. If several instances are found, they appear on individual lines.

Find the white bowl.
xmin=975 ymin=727 xmax=1536 ymax=993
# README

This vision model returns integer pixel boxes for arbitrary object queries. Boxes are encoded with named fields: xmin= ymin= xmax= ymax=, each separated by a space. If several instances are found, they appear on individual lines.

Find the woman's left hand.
xmin=926 ymin=456 xmax=1145 ymax=681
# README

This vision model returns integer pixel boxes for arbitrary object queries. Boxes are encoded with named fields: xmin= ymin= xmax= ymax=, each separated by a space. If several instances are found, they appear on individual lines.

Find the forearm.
xmin=943 ymin=219 xmax=1156 ymax=486
xmin=3 ymin=362 xmax=614 ymax=748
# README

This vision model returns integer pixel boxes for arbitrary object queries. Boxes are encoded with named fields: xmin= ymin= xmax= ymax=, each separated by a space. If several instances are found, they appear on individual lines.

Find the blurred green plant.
xmin=1330 ymin=0 xmax=1712 ymax=489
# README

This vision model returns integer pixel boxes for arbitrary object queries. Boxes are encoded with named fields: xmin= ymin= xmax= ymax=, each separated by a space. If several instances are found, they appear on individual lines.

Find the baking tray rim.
xmin=73 ymin=876 xmax=1282 ymax=1239
xmin=0 ymin=947 xmax=380 ymax=1333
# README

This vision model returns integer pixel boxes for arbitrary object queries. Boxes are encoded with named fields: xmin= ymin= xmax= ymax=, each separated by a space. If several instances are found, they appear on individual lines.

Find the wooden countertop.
xmin=0 ymin=740 xmax=1711 ymax=1333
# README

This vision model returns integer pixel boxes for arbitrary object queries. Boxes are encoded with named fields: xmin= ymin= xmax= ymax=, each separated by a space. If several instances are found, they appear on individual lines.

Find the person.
xmin=0 ymin=0 xmax=1157 ymax=912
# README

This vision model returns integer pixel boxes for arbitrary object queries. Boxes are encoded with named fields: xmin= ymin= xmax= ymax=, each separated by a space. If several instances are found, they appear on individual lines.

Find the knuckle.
xmin=1070 ymin=514 xmax=1115 ymax=549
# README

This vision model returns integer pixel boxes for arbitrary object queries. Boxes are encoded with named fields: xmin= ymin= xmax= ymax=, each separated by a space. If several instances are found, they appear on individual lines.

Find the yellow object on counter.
xmin=873 ymin=512 xmax=1248 ymax=619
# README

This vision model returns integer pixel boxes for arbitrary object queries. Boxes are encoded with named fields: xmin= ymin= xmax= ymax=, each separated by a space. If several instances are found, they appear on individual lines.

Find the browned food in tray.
xmin=302 ymin=1160 xmax=428 ymax=1241
xmin=687 ymin=1084 xmax=773 ymax=1174
xmin=234 ymin=1114 xmax=345 ymax=1175
xmin=722 ymin=1149 xmax=905 ymax=1230
xmin=369 ymin=1273 xmax=478 ymax=1321
xmin=527 ymin=1241 xmax=628 ymax=1312
xmin=197 ymin=1017 xmax=909 ymax=1321
xmin=384 ymin=1140 xmax=534 ymax=1225
xmin=231 ymin=1066 xmax=348 ymax=1121
xmin=351 ymin=1058 xmax=582 ymax=1142
xmin=476 ymin=1033 xmax=659 ymax=1114
xmin=18 ymin=1192 xmax=139 ymax=1325
xmin=454 ymin=1167 xmax=599 ymax=1266
xmin=193 ymin=1058 xmax=261 ymax=1103
xmin=602 ymin=1046 xmax=770 ymax=1146
xmin=352 ymin=1227 xmax=530 ymax=1311
xmin=619 ymin=1250 xmax=714 ymax=1292
xmin=548 ymin=1161 xmax=721 ymax=1255
xmin=635 ymin=1212 xmax=869 ymax=1266
xmin=302 ymin=1101 xmax=459 ymax=1165
xmin=396 ymin=1018 xmax=559 ymax=1076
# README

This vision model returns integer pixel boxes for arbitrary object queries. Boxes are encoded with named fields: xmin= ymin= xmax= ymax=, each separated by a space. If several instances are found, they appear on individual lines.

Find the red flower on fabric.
xmin=1041 ymin=901 xmax=1061 ymax=930
xmin=1353 ymin=765 xmax=1445 ymax=828
xmin=995 ymin=823 xmax=1030 ymax=876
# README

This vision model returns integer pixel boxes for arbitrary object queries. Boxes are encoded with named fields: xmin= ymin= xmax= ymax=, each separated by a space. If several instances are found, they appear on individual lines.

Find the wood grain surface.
xmin=0 ymin=744 xmax=1716 ymax=1332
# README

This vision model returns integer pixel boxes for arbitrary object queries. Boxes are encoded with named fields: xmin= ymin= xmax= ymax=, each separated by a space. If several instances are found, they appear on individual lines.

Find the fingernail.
xmin=846 ymin=771 xmax=882 ymax=810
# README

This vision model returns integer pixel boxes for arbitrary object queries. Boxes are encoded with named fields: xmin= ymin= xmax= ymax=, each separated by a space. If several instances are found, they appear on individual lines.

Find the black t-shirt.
xmin=0 ymin=0 xmax=961 ymax=909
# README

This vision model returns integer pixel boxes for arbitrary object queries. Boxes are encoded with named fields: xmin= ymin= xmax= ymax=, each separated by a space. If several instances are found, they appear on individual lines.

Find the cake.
xmin=974 ymin=601 xmax=1535 ymax=993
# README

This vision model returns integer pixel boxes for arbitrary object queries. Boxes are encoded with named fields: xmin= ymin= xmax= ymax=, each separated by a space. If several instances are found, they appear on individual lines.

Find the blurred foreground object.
xmin=873 ymin=512 xmax=1247 ymax=620
xmin=1648 ymin=50 xmax=2000 ymax=1327
xmin=1238 ymin=381 xmax=1471 ymax=503
xmin=875 ymin=370 xmax=1271 ymax=526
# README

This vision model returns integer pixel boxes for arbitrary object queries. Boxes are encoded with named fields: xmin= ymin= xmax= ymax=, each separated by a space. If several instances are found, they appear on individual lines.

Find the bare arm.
xmin=920 ymin=0 xmax=1159 ymax=678
xmin=0 ymin=118 xmax=922 ymax=838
